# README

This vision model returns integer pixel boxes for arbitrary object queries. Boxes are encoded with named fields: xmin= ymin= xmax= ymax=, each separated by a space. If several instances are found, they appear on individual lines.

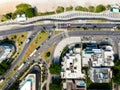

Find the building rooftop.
xmin=0 ymin=44 xmax=12 ymax=63
xmin=82 ymin=45 xmax=114 ymax=67
xmin=19 ymin=74 xmax=36 ymax=90
xmin=20 ymin=81 xmax=31 ymax=90
xmin=63 ymin=80 xmax=86 ymax=90
xmin=90 ymin=68 xmax=112 ymax=83
xmin=61 ymin=47 xmax=85 ymax=79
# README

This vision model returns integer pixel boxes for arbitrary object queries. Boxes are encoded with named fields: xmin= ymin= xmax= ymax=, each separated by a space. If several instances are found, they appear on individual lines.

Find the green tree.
xmin=49 ymin=64 xmax=61 ymax=75
xmin=95 ymin=4 xmax=106 ymax=13
xmin=16 ymin=3 xmax=31 ymax=10
xmin=25 ymin=8 xmax=35 ymax=17
xmin=56 ymin=6 xmax=64 ymax=13
xmin=46 ymin=52 xmax=50 ymax=57
xmin=13 ymin=3 xmax=37 ymax=18
xmin=75 ymin=6 xmax=88 ymax=11
xmin=88 ymin=6 xmax=95 ymax=12
xmin=4 ymin=13 xmax=13 ymax=19
xmin=49 ymin=77 xmax=62 ymax=90
xmin=21 ymin=35 xmax=24 ymax=37
xmin=66 ymin=6 xmax=73 ymax=11
xmin=106 ymin=5 xmax=111 ymax=10
xmin=50 ymin=84 xmax=61 ymax=90
xmin=113 ymin=60 xmax=120 ymax=84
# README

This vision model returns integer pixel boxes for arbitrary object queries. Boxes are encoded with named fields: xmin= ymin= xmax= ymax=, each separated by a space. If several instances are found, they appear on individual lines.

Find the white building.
xmin=61 ymin=47 xmax=85 ymax=79
xmin=15 ymin=14 xmax=27 ymax=22
xmin=18 ymin=74 xmax=36 ymax=90
xmin=90 ymin=67 xmax=112 ymax=83
xmin=82 ymin=46 xmax=114 ymax=67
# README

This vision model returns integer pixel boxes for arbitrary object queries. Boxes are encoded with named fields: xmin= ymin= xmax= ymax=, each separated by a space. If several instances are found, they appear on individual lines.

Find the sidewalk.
xmin=41 ymin=80 xmax=47 ymax=90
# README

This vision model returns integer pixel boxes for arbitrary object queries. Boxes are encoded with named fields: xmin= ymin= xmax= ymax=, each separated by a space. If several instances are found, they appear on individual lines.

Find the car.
xmin=66 ymin=24 xmax=71 ymax=29
xmin=48 ymin=35 xmax=51 ymax=39
xmin=36 ymin=46 xmax=40 ymax=50
xmin=43 ymin=26 xmax=46 ymax=30
xmin=28 ymin=38 xmax=31 ymax=40
xmin=53 ymin=26 xmax=56 ymax=28
xmin=26 ymin=39 xmax=30 ymax=43
xmin=76 ymin=26 xmax=80 ymax=28
xmin=66 ymin=26 xmax=71 ymax=29
xmin=93 ymin=26 xmax=97 ymax=28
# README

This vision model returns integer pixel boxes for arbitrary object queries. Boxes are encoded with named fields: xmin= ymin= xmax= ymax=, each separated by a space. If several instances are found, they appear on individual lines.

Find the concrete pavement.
xmin=54 ymin=37 xmax=81 ymax=63
xmin=1 ymin=11 xmax=120 ymax=26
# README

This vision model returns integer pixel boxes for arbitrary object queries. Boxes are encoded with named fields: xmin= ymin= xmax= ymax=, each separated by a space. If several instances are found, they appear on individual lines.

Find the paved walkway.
xmin=1 ymin=11 xmax=120 ymax=26
xmin=41 ymin=80 xmax=47 ymax=90
xmin=54 ymin=37 xmax=81 ymax=63
xmin=46 ymin=70 xmax=51 ymax=90
xmin=26 ymin=11 xmax=120 ymax=23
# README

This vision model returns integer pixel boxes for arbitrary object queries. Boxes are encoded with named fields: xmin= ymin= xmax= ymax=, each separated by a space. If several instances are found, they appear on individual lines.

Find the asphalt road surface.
xmin=0 ymin=23 xmax=120 ymax=36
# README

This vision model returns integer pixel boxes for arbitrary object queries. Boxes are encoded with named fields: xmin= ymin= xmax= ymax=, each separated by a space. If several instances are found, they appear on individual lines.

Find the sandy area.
xmin=0 ymin=0 xmax=120 ymax=15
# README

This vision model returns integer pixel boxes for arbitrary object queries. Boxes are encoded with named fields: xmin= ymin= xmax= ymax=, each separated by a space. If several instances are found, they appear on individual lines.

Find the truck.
xmin=18 ymin=63 xmax=24 ymax=70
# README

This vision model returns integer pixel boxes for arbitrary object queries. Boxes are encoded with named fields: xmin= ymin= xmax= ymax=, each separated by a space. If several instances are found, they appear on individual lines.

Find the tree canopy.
xmin=14 ymin=3 xmax=37 ymax=18
xmin=95 ymin=4 xmax=106 ymax=13
xmin=66 ymin=6 xmax=73 ymax=11
xmin=49 ymin=64 xmax=61 ymax=75
xmin=75 ymin=6 xmax=88 ymax=11
xmin=16 ymin=3 xmax=32 ymax=10
xmin=56 ymin=6 xmax=64 ymax=13
xmin=49 ymin=77 xmax=62 ymax=90
xmin=88 ymin=6 xmax=95 ymax=12
xmin=113 ymin=60 xmax=120 ymax=84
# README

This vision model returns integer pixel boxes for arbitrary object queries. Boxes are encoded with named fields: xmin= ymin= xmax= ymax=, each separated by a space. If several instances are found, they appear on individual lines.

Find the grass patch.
xmin=54 ymin=31 xmax=63 ymax=35
xmin=87 ymin=20 xmax=107 ymax=23
xmin=38 ymin=11 xmax=55 ymax=16
xmin=41 ymin=45 xmax=54 ymax=63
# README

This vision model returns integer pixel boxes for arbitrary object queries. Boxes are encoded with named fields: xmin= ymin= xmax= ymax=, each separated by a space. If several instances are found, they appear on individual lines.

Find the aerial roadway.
xmin=0 ymin=12 xmax=120 ymax=90
xmin=1 ymin=27 xmax=120 ymax=90
xmin=0 ymin=23 xmax=120 ymax=36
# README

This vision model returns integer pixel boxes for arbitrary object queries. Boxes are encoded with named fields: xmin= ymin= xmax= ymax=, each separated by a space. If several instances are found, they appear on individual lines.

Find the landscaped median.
xmin=22 ymin=30 xmax=49 ymax=61
xmin=41 ymin=45 xmax=54 ymax=63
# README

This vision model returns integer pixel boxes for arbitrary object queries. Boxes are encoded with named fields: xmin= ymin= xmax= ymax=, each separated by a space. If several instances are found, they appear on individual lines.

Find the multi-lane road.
xmin=0 ymin=23 xmax=120 ymax=36
xmin=1 ymin=23 xmax=120 ymax=90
